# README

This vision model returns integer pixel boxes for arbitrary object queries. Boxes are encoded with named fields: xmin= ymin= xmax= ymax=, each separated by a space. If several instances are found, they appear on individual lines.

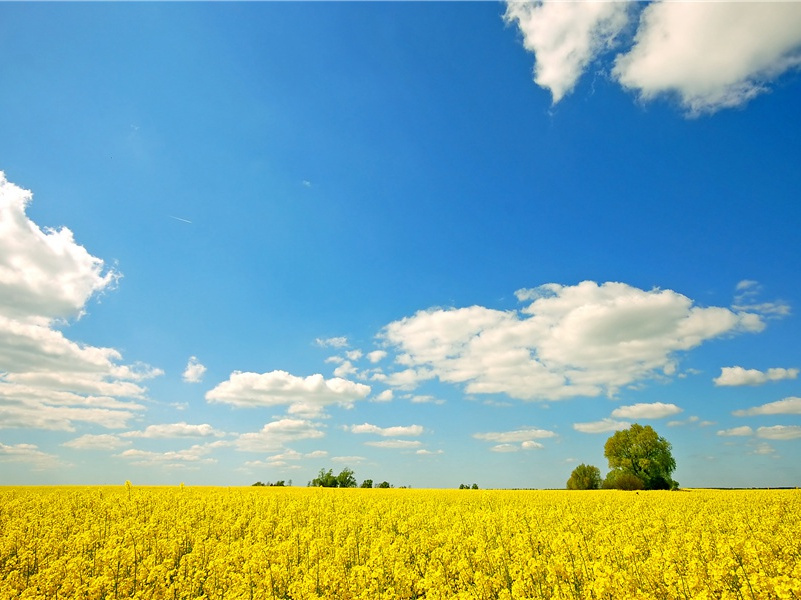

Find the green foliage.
xmin=602 ymin=469 xmax=645 ymax=491
xmin=459 ymin=483 xmax=479 ymax=489
xmin=377 ymin=481 xmax=391 ymax=488
xmin=566 ymin=464 xmax=602 ymax=490
xmin=252 ymin=480 xmax=286 ymax=487
xmin=360 ymin=479 xmax=374 ymax=488
xmin=308 ymin=468 xmax=357 ymax=488
xmin=604 ymin=424 xmax=677 ymax=490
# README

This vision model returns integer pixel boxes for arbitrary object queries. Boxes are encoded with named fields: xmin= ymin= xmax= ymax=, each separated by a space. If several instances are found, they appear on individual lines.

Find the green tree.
xmin=377 ymin=481 xmax=391 ymax=488
xmin=602 ymin=469 xmax=645 ymax=491
xmin=566 ymin=464 xmax=602 ymax=490
xmin=336 ymin=467 xmax=357 ymax=488
xmin=360 ymin=479 xmax=374 ymax=489
xmin=309 ymin=468 xmax=338 ymax=487
xmin=604 ymin=423 xmax=677 ymax=490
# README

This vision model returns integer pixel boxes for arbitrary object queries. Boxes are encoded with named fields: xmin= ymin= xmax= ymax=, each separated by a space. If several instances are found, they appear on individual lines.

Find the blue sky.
xmin=1 ymin=1 xmax=800 ymax=488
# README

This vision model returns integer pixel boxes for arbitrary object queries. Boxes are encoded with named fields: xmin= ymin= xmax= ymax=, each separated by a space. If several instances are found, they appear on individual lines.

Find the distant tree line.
xmin=458 ymin=483 xmax=479 ymax=489
xmin=252 ymin=480 xmax=291 ymax=487
xmin=308 ymin=468 xmax=393 ymax=489
xmin=567 ymin=423 xmax=678 ymax=491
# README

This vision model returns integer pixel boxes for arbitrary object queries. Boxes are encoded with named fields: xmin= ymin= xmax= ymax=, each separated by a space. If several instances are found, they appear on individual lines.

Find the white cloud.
xmin=504 ymin=1 xmax=631 ymax=103
xmin=373 ymin=389 xmax=393 ymax=403
xmin=0 ymin=172 xmax=120 ymax=323
xmin=756 ymin=425 xmax=801 ymax=441
xmin=573 ymin=418 xmax=631 ymax=434
xmin=62 ymin=433 xmax=131 ymax=450
xmin=0 ymin=173 xmax=162 ymax=431
xmin=349 ymin=423 xmax=424 ymax=437
xmin=315 ymin=336 xmax=348 ymax=348
xmin=381 ymin=281 xmax=762 ymax=402
xmin=733 ymin=397 xmax=801 ymax=417
xmin=717 ymin=426 xmax=754 ymax=437
xmin=364 ymin=439 xmax=423 ymax=449
xmin=206 ymin=370 xmax=370 ymax=416
xmin=611 ymin=402 xmax=682 ymax=420
xmin=751 ymin=443 xmax=776 ymax=456
xmin=182 ymin=356 xmax=207 ymax=383
xmin=345 ymin=350 xmax=363 ymax=361
xmin=732 ymin=280 xmax=791 ymax=318
xmin=409 ymin=394 xmax=445 ymax=405
xmin=331 ymin=455 xmax=365 ymax=464
xmin=233 ymin=419 xmax=325 ymax=452
xmin=123 ymin=422 xmax=225 ymax=439
xmin=117 ymin=442 xmax=225 ymax=467
xmin=714 ymin=367 xmax=798 ymax=387
xmin=367 ymin=350 xmax=387 ymax=364
xmin=0 ymin=441 xmax=63 ymax=470
xmin=333 ymin=361 xmax=358 ymax=378
xmin=416 ymin=449 xmax=443 ymax=456
xmin=613 ymin=2 xmax=801 ymax=115
xmin=473 ymin=427 xmax=556 ymax=444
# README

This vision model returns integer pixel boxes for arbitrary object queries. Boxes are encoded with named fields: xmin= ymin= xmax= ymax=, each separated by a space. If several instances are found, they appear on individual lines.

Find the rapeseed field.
xmin=1 ymin=486 xmax=799 ymax=599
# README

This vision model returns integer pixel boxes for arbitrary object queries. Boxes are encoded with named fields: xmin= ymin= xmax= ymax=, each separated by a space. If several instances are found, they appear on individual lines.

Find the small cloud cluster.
xmin=575 ymin=402 xmax=681 ymax=434
xmin=717 ymin=425 xmax=801 ymax=441
xmin=505 ymin=1 xmax=801 ymax=115
xmin=473 ymin=427 xmax=556 ymax=452
xmin=182 ymin=356 xmax=207 ymax=383
xmin=714 ymin=366 xmax=798 ymax=387
xmin=205 ymin=370 xmax=370 ymax=418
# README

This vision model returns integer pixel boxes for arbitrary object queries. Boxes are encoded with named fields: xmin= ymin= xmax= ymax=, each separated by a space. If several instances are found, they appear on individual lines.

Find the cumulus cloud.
xmin=206 ymin=370 xmax=370 ymax=417
xmin=573 ymin=418 xmax=631 ymax=434
xmin=364 ymin=439 xmax=422 ymax=449
xmin=233 ymin=419 xmax=325 ymax=453
xmin=117 ymin=441 xmax=225 ymax=467
xmin=473 ymin=427 xmax=556 ymax=444
xmin=504 ymin=1 xmax=631 ymax=103
xmin=733 ymin=397 xmax=801 ymax=417
xmin=122 ymin=422 xmax=225 ymax=439
xmin=714 ymin=367 xmax=799 ymax=387
xmin=62 ymin=433 xmax=131 ymax=450
xmin=315 ymin=336 xmax=348 ymax=348
xmin=182 ymin=356 xmax=207 ymax=383
xmin=349 ymin=423 xmax=424 ymax=437
xmin=380 ymin=281 xmax=763 ymax=402
xmin=505 ymin=2 xmax=801 ymax=115
xmin=613 ymin=2 xmax=801 ymax=115
xmin=367 ymin=350 xmax=387 ymax=364
xmin=611 ymin=402 xmax=682 ymax=420
xmin=755 ymin=425 xmax=801 ymax=441
xmin=0 ymin=441 xmax=63 ymax=470
xmin=717 ymin=426 xmax=754 ymax=437
xmin=0 ymin=173 xmax=161 ymax=431
xmin=373 ymin=389 xmax=393 ymax=403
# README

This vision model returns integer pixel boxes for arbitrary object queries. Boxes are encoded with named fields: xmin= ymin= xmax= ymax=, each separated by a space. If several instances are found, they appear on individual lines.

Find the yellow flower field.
xmin=1 ymin=486 xmax=799 ymax=599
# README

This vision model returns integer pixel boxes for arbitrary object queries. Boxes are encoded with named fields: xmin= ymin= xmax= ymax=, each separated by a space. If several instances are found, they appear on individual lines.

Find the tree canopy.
xmin=566 ymin=464 xmax=602 ymax=490
xmin=603 ymin=423 xmax=677 ymax=490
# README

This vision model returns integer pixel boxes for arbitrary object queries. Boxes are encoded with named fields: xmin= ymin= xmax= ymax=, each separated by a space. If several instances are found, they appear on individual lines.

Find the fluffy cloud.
xmin=611 ymin=402 xmax=682 ymax=420
xmin=182 ymin=356 xmax=207 ymax=383
xmin=206 ymin=370 xmax=370 ymax=417
xmin=573 ymin=418 xmax=631 ymax=434
xmin=364 ymin=440 xmax=423 ymax=449
xmin=122 ymin=422 xmax=225 ymax=439
xmin=733 ymin=397 xmax=801 ymax=417
xmin=380 ymin=281 xmax=763 ymax=402
xmin=504 ymin=1 xmax=630 ymax=103
xmin=0 ymin=441 xmax=63 ymax=470
xmin=505 ymin=2 xmax=801 ymax=115
xmin=755 ymin=425 xmax=801 ymax=441
xmin=714 ymin=367 xmax=799 ymax=387
xmin=717 ymin=426 xmax=754 ymax=437
xmin=367 ymin=350 xmax=387 ymax=364
xmin=62 ymin=433 xmax=131 ymax=450
xmin=613 ymin=2 xmax=801 ymax=115
xmin=117 ymin=442 xmax=226 ymax=467
xmin=315 ymin=336 xmax=348 ymax=348
xmin=0 ymin=173 xmax=161 ymax=431
xmin=233 ymin=419 xmax=325 ymax=453
xmin=473 ymin=427 xmax=556 ymax=444
xmin=349 ymin=423 xmax=424 ymax=437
